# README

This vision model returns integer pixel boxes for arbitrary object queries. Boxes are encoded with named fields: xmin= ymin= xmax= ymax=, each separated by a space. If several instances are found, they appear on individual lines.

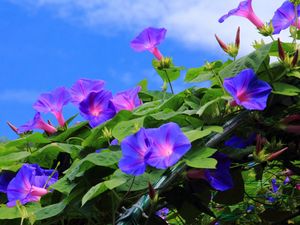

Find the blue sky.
xmin=0 ymin=0 xmax=284 ymax=139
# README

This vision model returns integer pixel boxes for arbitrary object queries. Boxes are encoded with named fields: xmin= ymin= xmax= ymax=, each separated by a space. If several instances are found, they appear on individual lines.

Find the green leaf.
xmin=0 ymin=203 xmax=40 ymax=220
xmin=0 ymin=151 xmax=30 ymax=167
xmin=28 ymin=143 xmax=83 ymax=168
xmin=112 ymin=117 xmax=144 ymax=141
xmin=138 ymin=79 xmax=148 ymax=91
xmin=185 ymin=67 xmax=213 ymax=83
xmin=272 ymin=82 xmax=300 ymax=96
xmin=81 ymin=177 xmax=126 ymax=206
xmin=287 ymin=70 xmax=300 ymax=79
xmin=50 ymin=121 xmax=89 ymax=142
xmin=185 ymin=147 xmax=217 ymax=169
xmin=197 ymin=97 xmax=221 ymax=117
xmin=5 ymin=133 xmax=51 ymax=148
xmin=219 ymin=43 xmax=273 ymax=79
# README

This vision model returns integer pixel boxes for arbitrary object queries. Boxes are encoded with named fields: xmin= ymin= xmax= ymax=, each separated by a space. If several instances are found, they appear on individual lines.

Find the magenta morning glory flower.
xmin=118 ymin=128 xmax=150 ymax=176
xmin=18 ymin=112 xmax=57 ymax=134
xmin=33 ymin=87 xmax=71 ymax=127
xmin=0 ymin=172 xmax=15 ymax=193
xmin=130 ymin=27 xmax=167 ymax=60
xmin=145 ymin=122 xmax=191 ymax=169
xmin=6 ymin=164 xmax=58 ymax=207
xmin=110 ymin=86 xmax=142 ymax=113
xmin=219 ymin=0 xmax=264 ymax=29
xmin=223 ymin=68 xmax=272 ymax=110
xmin=70 ymin=78 xmax=105 ymax=105
xmin=79 ymin=90 xmax=116 ymax=128
xmin=271 ymin=1 xmax=300 ymax=34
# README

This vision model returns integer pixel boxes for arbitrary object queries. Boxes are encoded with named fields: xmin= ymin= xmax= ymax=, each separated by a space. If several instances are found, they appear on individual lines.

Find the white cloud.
xmin=8 ymin=0 xmax=290 ymax=54
xmin=0 ymin=90 xmax=40 ymax=103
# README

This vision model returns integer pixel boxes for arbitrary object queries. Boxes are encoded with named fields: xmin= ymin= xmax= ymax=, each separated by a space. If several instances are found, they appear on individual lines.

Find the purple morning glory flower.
xmin=219 ymin=0 xmax=264 ymax=29
xmin=6 ymin=164 xmax=58 ymax=207
xmin=223 ymin=68 xmax=272 ymax=110
xmin=79 ymin=90 xmax=116 ymax=128
xmin=246 ymin=205 xmax=255 ymax=213
xmin=130 ymin=27 xmax=166 ymax=60
xmin=119 ymin=128 xmax=150 ymax=176
xmin=203 ymin=152 xmax=234 ymax=191
xmin=0 ymin=172 xmax=15 ymax=193
xmin=271 ymin=178 xmax=279 ymax=193
xmin=18 ymin=112 xmax=57 ymax=134
xmin=272 ymin=1 xmax=300 ymax=34
xmin=145 ymin=122 xmax=191 ymax=169
xmin=110 ymin=86 xmax=142 ymax=113
xmin=156 ymin=207 xmax=169 ymax=220
xmin=70 ymin=78 xmax=105 ymax=105
xmin=33 ymin=87 xmax=71 ymax=127
xmin=283 ymin=176 xmax=290 ymax=185
xmin=225 ymin=133 xmax=256 ymax=149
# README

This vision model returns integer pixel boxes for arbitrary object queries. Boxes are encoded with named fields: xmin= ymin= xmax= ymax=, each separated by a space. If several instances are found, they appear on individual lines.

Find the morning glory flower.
xmin=0 ymin=172 xmax=15 ymax=193
xmin=219 ymin=0 xmax=264 ymax=29
xmin=223 ymin=68 xmax=272 ymax=110
xmin=79 ymin=90 xmax=116 ymax=128
xmin=6 ymin=164 xmax=58 ymax=207
xmin=118 ymin=128 xmax=150 ymax=176
xmin=156 ymin=207 xmax=169 ymax=220
xmin=70 ymin=78 xmax=105 ymax=105
xmin=272 ymin=1 xmax=300 ymax=34
xmin=130 ymin=27 xmax=167 ymax=60
xmin=271 ymin=178 xmax=279 ymax=193
xmin=110 ymin=86 xmax=142 ymax=113
xmin=203 ymin=152 xmax=234 ymax=191
xmin=225 ymin=133 xmax=256 ymax=149
xmin=18 ymin=112 xmax=57 ymax=134
xmin=33 ymin=87 xmax=71 ymax=127
xmin=145 ymin=122 xmax=191 ymax=169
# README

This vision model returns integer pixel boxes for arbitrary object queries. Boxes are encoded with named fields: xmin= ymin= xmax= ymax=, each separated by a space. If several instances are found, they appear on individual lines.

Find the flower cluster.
xmin=119 ymin=122 xmax=191 ymax=176
xmin=0 ymin=164 xmax=58 ymax=207
xmin=16 ymin=79 xmax=142 ymax=132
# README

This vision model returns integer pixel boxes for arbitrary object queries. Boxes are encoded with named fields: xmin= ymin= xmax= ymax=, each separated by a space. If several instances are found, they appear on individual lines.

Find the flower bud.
xmin=235 ymin=26 xmax=241 ymax=49
xmin=215 ymin=34 xmax=228 ymax=52
xmin=7 ymin=121 xmax=18 ymax=134
xmin=292 ymin=49 xmax=298 ymax=67
xmin=148 ymin=182 xmax=157 ymax=200
xmin=252 ymin=39 xmax=265 ymax=50
xmin=278 ymin=38 xmax=285 ymax=61
xmin=267 ymin=147 xmax=288 ymax=161
xmin=102 ymin=127 xmax=112 ymax=139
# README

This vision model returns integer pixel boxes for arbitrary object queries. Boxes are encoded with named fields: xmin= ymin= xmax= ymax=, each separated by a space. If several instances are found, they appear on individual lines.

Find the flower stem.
xmin=210 ymin=68 xmax=226 ymax=94
xmin=163 ymin=69 xmax=174 ymax=94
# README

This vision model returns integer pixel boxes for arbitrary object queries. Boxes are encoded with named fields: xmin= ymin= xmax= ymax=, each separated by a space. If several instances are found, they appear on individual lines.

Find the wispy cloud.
xmin=0 ymin=89 xmax=40 ymax=103
xmin=8 ymin=0 xmax=288 ymax=54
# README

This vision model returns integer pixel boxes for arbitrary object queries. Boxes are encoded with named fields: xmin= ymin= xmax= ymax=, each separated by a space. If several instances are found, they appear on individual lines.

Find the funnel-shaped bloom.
xmin=119 ymin=128 xmax=150 ymax=176
xmin=70 ymin=78 xmax=105 ymax=105
xmin=0 ymin=172 xmax=15 ymax=193
xmin=271 ymin=178 xmax=279 ymax=193
xmin=203 ymin=153 xmax=233 ymax=191
xmin=272 ymin=1 xmax=300 ymax=34
xmin=131 ymin=27 xmax=166 ymax=60
xmin=33 ymin=87 xmax=70 ymax=126
xmin=110 ymin=86 xmax=142 ymax=113
xmin=79 ymin=90 xmax=115 ymax=128
xmin=224 ymin=69 xmax=272 ymax=110
xmin=145 ymin=122 xmax=191 ymax=169
xmin=6 ymin=164 xmax=58 ymax=207
xmin=18 ymin=112 xmax=57 ymax=134
xmin=187 ymin=153 xmax=233 ymax=191
xmin=219 ymin=0 xmax=264 ymax=29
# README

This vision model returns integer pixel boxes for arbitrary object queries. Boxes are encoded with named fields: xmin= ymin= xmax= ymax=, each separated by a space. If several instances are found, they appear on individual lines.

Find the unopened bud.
xmin=148 ymin=182 xmax=157 ymax=200
xmin=157 ymin=57 xmax=172 ymax=69
xmin=215 ymin=34 xmax=228 ymax=52
xmin=235 ymin=26 xmax=240 ymax=49
xmin=7 ymin=121 xmax=18 ymax=134
xmin=292 ymin=50 xmax=298 ymax=67
xmin=267 ymin=147 xmax=288 ymax=161
xmin=278 ymin=38 xmax=285 ymax=61
xmin=290 ymin=0 xmax=300 ymax=6
xmin=252 ymin=39 xmax=265 ymax=50
xmin=102 ymin=127 xmax=112 ymax=139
